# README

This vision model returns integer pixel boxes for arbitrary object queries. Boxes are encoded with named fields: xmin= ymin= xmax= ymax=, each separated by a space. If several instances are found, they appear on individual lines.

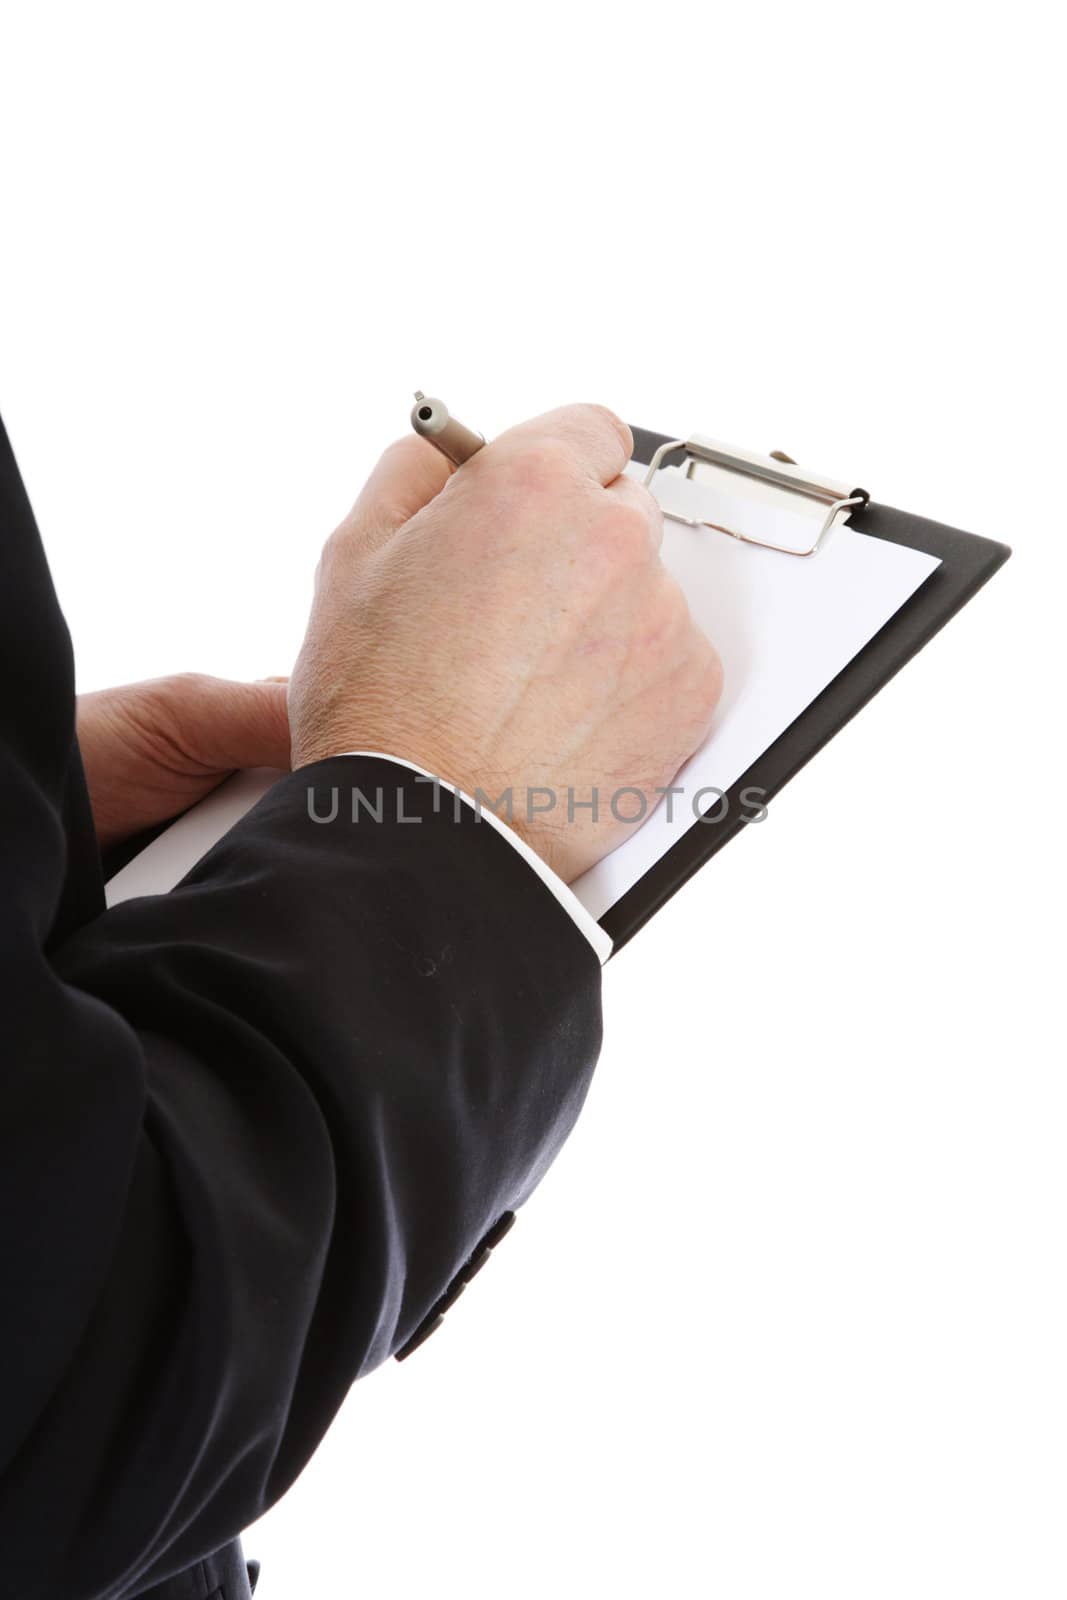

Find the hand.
xmin=288 ymin=405 xmax=722 ymax=883
xmin=77 ymin=673 xmax=291 ymax=850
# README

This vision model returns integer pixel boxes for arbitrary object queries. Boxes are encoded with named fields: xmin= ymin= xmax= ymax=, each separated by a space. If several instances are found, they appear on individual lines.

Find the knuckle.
xmin=375 ymin=434 xmax=430 ymax=486
xmin=313 ymin=528 xmax=357 ymax=598
xmin=322 ymin=519 xmax=359 ymax=564
xmin=573 ymin=402 xmax=633 ymax=458
xmin=588 ymin=492 xmax=657 ymax=566
xmin=630 ymin=478 xmax=662 ymax=524
xmin=534 ymin=435 xmax=580 ymax=480
xmin=142 ymin=673 xmax=212 ymax=738
xmin=380 ymin=435 xmax=415 ymax=462
xmin=506 ymin=436 xmax=579 ymax=494
xmin=165 ymin=670 xmax=212 ymax=701
xmin=605 ymin=499 xmax=652 ymax=555
xmin=651 ymin=573 xmax=691 ymax=632
xmin=316 ymin=529 xmax=342 ymax=578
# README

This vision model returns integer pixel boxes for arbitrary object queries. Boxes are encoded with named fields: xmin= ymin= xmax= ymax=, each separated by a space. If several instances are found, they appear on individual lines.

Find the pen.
xmin=410 ymin=391 xmax=485 ymax=467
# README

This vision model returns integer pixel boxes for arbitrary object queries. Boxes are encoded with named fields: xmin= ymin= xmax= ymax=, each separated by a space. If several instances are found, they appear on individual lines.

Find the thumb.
xmin=180 ymin=676 xmax=292 ymax=773
xmin=344 ymin=435 xmax=454 ymax=548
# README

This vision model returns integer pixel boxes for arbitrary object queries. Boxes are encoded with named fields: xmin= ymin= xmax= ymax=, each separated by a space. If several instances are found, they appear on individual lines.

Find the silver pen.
xmin=410 ymin=391 xmax=485 ymax=467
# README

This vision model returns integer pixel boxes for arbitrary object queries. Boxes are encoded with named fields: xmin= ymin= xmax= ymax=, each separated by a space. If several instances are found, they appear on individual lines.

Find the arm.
xmin=0 ymin=404 xmax=719 ymax=1599
xmin=2 ymin=748 xmax=599 ymax=1600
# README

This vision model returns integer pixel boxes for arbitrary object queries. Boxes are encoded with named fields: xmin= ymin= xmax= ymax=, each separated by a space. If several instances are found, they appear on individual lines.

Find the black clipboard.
xmin=599 ymin=426 xmax=1012 ymax=952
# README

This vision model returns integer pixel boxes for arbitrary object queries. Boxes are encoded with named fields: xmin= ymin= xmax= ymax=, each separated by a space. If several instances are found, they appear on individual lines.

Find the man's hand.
xmin=77 ymin=674 xmax=291 ymax=850
xmin=289 ymin=405 xmax=722 ymax=884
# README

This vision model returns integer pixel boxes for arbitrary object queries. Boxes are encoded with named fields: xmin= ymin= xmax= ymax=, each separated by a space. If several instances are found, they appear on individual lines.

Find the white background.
xmin=1 ymin=4 xmax=1063 ymax=1597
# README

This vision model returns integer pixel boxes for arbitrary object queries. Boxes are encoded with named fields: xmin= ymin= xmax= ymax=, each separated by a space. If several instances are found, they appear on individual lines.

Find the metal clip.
xmin=643 ymin=435 xmax=870 ymax=557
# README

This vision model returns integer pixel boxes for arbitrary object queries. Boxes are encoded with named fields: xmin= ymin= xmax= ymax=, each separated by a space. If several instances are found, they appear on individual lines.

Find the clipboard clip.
xmin=643 ymin=435 xmax=870 ymax=557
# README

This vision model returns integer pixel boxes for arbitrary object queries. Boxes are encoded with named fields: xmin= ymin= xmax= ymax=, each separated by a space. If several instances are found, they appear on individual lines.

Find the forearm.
xmin=3 ymin=757 xmax=601 ymax=1597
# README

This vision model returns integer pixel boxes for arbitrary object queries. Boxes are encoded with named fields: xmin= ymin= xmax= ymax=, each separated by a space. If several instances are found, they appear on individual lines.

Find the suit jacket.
xmin=0 ymin=414 xmax=603 ymax=1599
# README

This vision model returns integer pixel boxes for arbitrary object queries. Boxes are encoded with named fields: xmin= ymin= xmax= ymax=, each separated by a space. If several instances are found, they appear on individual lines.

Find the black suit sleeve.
xmin=0 ymin=418 xmax=602 ymax=1600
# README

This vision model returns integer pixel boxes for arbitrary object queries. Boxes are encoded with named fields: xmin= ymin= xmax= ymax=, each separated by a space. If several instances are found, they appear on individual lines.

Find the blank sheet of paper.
xmin=569 ymin=463 xmax=941 ymax=920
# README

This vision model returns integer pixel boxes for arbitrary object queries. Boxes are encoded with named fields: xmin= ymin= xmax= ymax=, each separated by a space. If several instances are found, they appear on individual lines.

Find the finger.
xmin=347 ymin=435 xmax=454 ymax=544
xmin=493 ymin=403 xmax=633 ymax=487
xmin=182 ymin=678 xmax=292 ymax=772
xmin=604 ymin=470 xmax=665 ymax=554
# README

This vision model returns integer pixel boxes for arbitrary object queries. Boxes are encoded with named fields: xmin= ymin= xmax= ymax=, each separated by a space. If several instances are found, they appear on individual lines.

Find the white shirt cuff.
xmin=340 ymin=752 xmax=613 ymax=965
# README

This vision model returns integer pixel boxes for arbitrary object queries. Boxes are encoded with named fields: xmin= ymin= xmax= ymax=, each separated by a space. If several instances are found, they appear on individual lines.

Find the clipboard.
xmin=597 ymin=424 xmax=1012 ymax=951
xmin=104 ymin=422 xmax=1011 ymax=956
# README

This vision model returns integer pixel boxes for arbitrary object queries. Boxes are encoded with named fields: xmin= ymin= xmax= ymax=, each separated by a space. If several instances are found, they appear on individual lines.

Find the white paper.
xmin=569 ymin=463 xmax=941 ymax=919
xmin=106 ymin=766 xmax=281 ymax=905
